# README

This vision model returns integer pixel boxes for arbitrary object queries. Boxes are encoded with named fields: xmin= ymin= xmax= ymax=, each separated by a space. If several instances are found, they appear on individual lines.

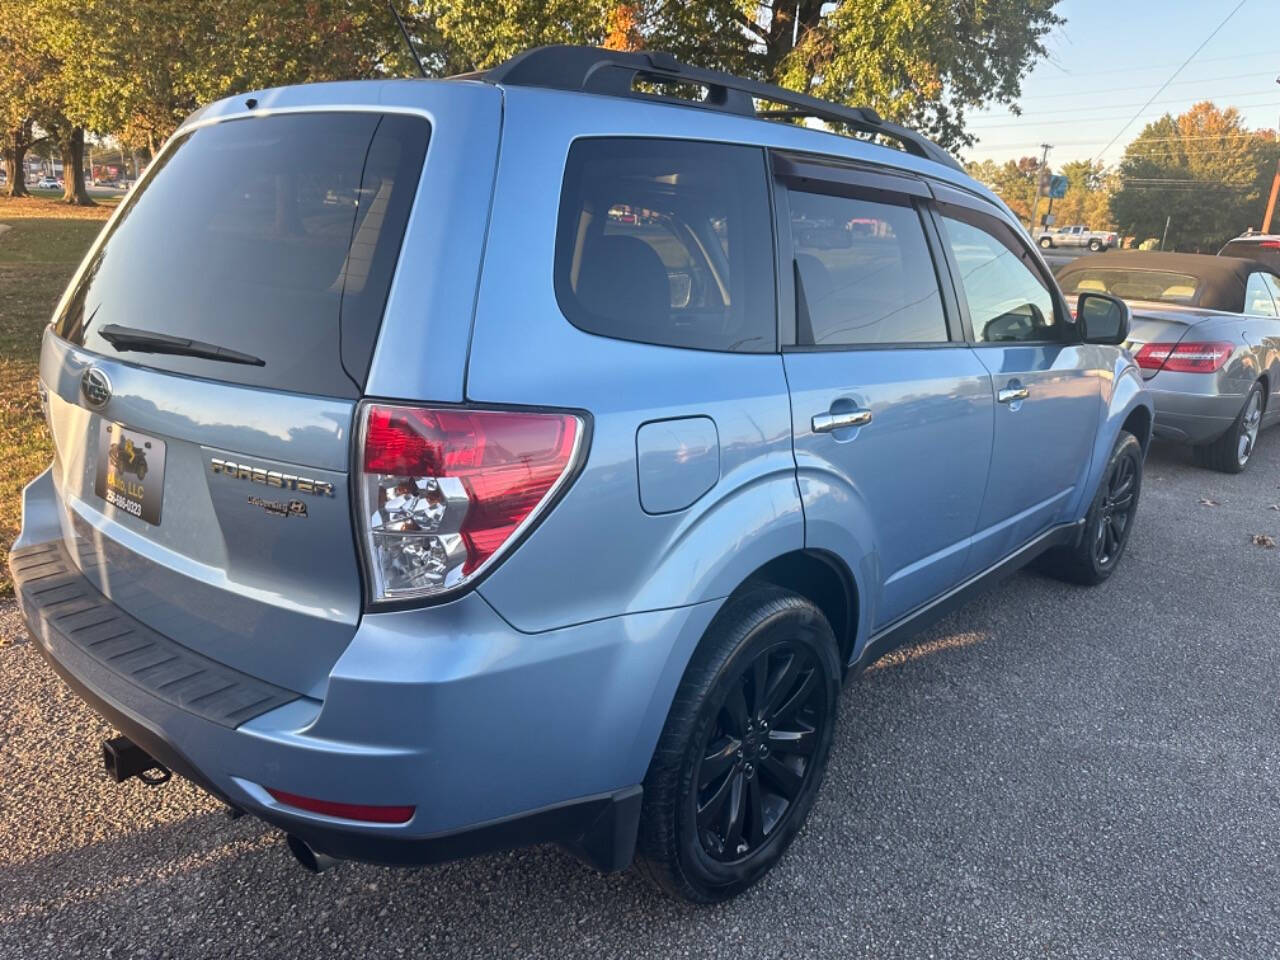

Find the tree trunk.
xmin=4 ymin=127 xmax=30 ymax=198
xmin=60 ymin=127 xmax=95 ymax=206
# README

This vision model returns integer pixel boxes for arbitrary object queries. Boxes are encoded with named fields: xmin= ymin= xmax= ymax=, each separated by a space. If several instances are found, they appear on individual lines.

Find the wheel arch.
xmin=733 ymin=549 xmax=859 ymax=668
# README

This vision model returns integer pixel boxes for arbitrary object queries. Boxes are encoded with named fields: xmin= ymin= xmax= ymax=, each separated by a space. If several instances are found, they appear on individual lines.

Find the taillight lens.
xmin=358 ymin=403 xmax=583 ymax=603
xmin=1133 ymin=341 xmax=1234 ymax=374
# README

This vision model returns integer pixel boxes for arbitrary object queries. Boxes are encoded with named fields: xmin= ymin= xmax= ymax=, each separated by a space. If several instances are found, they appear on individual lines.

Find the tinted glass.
xmin=941 ymin=211 xmax=1060 ymax=343
xmin=1245 ymin=272 xmax=1278 ymax=316
xmin=55 ymin=113 xmax=430 ymax=397
xmin=555 ymin=138 xmax=775 ymax=352
xmin=787 ymin=191 xmax=947 ymax=346
xmin=1221 ymin=239 xmax=1280 ymax=273
xmin=1057 ymin=267 xmax=1201 ymax=305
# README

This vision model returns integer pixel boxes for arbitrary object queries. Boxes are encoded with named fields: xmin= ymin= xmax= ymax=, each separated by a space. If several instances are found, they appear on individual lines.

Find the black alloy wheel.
xmin=637 ymin=587 xmax=840 ymax=903
xmin=694 ymin=641 xmax=827 ymax=862
xmin=1093 ymin=449 xmax=1137 ymax=568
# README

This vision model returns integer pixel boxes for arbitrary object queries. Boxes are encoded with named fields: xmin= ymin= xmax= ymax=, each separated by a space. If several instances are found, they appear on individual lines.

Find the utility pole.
xmin=1028 ymin=143 xmax=1051 ymax=233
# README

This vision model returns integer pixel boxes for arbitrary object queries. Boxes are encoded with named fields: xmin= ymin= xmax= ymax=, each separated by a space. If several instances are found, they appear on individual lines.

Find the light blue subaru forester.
xmin=11 ymin=46 xmax=1152 ymax=902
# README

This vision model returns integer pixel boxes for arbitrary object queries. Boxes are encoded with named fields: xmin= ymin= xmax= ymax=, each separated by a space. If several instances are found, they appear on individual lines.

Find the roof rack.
xmin=465 ymin=45 xmax=961 ymax=172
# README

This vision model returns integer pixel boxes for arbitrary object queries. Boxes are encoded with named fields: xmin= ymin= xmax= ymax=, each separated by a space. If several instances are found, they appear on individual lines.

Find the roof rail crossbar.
xmin=473 ymin=45 xmax=961 ymax=171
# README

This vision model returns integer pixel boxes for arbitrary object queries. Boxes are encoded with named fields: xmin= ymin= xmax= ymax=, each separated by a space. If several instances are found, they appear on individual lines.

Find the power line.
xmin=969 ymin=92 xmax=1280 ymax=126
xmin=972 ymin=103 xmax=1280 ymax=130
xmin=1011 ymin=68 xmax=1275 ymax=103
xmin=1044 ymin=48 xmax=1277 ymax=79
xmin=1090 ymin=0 xmax=1251 ymax=163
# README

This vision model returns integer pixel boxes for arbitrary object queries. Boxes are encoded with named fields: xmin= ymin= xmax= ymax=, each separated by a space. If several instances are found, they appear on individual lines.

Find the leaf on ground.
xmin=1250 ymin=534 xmax=1276 ymax=548
xmin=1199 ymin=498 xmax=1220 ymax=506
xmin=1270 ymin=504 xmax=1280 ymax=511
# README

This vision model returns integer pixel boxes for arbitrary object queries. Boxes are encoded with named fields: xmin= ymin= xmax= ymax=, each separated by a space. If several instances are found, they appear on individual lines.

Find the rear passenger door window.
xmin=554 ymin=138 xmax=775 ymax=352
xmin=1245 ymin=272 xmax=1278 ymax=316
xmin=785 ymin=190 xmax=949 ymax=346
xmin=938 ymin=210 xmax=1063 ymax=344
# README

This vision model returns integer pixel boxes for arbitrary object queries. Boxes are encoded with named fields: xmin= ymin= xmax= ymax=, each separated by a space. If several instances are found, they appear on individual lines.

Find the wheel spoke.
xmin=699 ymin=737 xmax=740 ymax=789
xmin=1110 ymin=493 xmax=1134 ymax=513
xmin=771 ymin=668 xmax=818 ymax=724
xmin=721 ymin=773 xmax=746 ymax=852
xmin=722 ymin=683 xmax=749 ymax=737
xmin=745 ymin=775 xmax=766 ymax=846
xmin=767 ymin=726 xmax=816 ymax=756
xmin=760 ymin=653 xmax=800 ymax=720
xmin=1109 ymin=515 xmax=1126 ymax=542
xmin=759 ymin=755 xmax=804 ymax=800
xmin=697 ymin=765 xmax=737 ymax=828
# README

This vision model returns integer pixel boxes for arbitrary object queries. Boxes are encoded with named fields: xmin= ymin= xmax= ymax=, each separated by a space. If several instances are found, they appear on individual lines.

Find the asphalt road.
xmin=3 ymin=436 xmax=1280 ymax=959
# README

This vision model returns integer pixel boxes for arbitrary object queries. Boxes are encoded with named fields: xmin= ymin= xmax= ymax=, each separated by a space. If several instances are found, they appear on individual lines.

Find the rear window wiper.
xmin=97 ymin=324 xmax=265 ymax=367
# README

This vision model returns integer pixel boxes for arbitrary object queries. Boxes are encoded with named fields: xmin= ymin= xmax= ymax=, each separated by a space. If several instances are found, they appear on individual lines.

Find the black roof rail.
xmin=466 ymin=45 xmax=961 ymax=172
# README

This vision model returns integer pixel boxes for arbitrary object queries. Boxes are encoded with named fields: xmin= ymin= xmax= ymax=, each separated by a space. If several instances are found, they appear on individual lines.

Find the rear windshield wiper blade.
xmin=97 ymin=324 xmax=265 ymax=367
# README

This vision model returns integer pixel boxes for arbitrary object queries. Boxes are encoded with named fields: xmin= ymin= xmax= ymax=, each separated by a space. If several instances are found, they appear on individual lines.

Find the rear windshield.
xmin=1056 ymin=268 xmax=1201 ymax=306
xmin=55 ymin=112 xmax=430 ymax=397
xmin=1221 ymin=240 xmax=1280 ymax=273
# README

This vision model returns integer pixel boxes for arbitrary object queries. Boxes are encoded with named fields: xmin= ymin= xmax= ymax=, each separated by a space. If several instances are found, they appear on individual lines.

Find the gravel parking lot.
xmin=2 ymin=437 xmax=1279 ymax=959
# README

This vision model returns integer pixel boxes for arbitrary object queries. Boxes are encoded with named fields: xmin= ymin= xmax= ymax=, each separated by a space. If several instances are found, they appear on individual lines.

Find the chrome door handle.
xmin=997 ymin=386 xmax=1030 ymax=404
xmin=812 ymin=409 xmax=872 ymax=433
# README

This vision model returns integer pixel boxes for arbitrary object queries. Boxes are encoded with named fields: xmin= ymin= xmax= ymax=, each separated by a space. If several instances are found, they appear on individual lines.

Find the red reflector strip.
xmin=266 ymin=788 xmax=415 ymax=824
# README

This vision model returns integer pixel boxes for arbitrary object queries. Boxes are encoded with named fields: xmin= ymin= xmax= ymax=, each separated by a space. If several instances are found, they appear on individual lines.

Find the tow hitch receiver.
xmin=102 ymin=735 xmax=171 ymax=786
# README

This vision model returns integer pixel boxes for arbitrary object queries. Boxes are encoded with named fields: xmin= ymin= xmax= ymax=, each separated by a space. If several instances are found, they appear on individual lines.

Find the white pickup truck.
xmin=1035 ymin=224 xmax=1117 ymax=251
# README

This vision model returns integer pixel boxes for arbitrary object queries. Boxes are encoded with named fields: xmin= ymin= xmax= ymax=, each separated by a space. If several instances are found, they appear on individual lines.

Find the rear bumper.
xmin=12 ymin=470 xmax=719 ymax=871
xmin=1147 ymin=386 xmax=1246 ymax=444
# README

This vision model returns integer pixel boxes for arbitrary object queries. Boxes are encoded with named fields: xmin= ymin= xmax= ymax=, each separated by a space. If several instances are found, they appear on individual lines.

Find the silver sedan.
xmin=1056 ymin=251 xmax=1280 ymax=472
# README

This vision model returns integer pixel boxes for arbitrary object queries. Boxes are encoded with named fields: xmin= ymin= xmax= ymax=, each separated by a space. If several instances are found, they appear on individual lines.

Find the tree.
xmin=640 ymin=0 xmax=1063 ymax=151
xmin=416 ymin=0 xmax=1060 ymax=151
xmin=1110 ymin=102 xmax=1280 ymax=251
xmin=965 ymin=155 xmax=1043 ymax=224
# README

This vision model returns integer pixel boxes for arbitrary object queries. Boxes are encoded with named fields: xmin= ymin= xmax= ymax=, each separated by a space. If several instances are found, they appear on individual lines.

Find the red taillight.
xmin=1134 ymin=341 xmax=1233 ymax=374
xmin=358 ymin=404 xmax=582 ymax=601
xmin=1259 ymin=240 xmax=1280 ymax=249
xmin=266 ymin=788 xmax=415 ymax=824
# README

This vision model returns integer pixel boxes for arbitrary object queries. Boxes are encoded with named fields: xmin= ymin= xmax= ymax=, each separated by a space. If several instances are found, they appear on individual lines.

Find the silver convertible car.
xmin=1056 ymin=251 xmax=1280 ymax=472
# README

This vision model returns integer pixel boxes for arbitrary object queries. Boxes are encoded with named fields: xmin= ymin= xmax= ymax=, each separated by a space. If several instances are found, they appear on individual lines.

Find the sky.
xmin=962 ymin=0 xmax=1277 ymax=168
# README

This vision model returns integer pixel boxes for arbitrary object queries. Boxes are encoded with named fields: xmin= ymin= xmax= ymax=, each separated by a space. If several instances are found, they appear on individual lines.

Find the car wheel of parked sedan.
xmin=636 ymin=586 xmax=840 ymax=903
xmin=1192 ymin=381 xmax=1264 ymax=474
xmin=1040 ymin=430 xmax=1142 ymax=586
xmin=1088 ymin=239 xmax=1102 ymax=252
xmin=1039 ymin=236 xmax=1053 ymax=249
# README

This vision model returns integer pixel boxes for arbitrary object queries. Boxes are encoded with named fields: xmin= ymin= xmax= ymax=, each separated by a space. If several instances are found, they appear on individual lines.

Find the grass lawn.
xmin=0 ymin=197 xmax=113 ymax=595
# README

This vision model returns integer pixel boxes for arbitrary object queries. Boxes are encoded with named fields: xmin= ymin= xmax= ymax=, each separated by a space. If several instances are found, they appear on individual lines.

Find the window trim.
xmin=552 ymin=135 xmax=779 ymax=355
xmin=771 ymin=168 xmax=962 ymax=352
xmin=929 ymin=200 xmax=1080 ymax=348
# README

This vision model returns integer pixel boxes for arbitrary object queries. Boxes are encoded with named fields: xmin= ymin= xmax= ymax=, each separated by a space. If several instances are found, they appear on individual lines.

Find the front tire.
xmin=636 ymin=587 xmax=841 ymax=903
xmin=1192 ymin=381 xmax=1264 ymax=474
xmin=1039 ymin=236 xmax=1053 ymax=249
xmin=1040 ymin=430 xmax=1142 ymax=586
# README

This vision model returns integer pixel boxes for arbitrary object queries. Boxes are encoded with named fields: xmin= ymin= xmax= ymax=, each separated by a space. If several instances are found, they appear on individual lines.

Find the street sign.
xmin=1048 ymin=175 xmax=1069 ymax=199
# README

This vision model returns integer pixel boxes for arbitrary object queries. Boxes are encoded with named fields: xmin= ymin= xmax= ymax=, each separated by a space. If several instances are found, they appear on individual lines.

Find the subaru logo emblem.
xmin=81 ymin=367 xmax=112 ymax=410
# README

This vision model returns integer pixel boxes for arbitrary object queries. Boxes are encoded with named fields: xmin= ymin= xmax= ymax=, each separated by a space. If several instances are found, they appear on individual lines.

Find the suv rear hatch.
xmin=40 ymin=104 xmax=446 ymax=698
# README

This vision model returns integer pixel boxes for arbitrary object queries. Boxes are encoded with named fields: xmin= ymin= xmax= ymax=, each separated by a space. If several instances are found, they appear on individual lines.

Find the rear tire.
xmin=1040 ymin=430 xmax=1142 ymax=586
xmin=1192 ymin=381 xmax=1264 ymax=474
xmin=1088 ymin=238 xmax=1102 ymax=251
xmin=636 ymin=587 xmax=840 ymax=903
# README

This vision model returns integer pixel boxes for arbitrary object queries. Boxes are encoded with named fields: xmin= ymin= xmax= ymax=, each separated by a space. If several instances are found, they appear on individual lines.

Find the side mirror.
xmin=1077 ymin=292 xmax=1130 ymax=345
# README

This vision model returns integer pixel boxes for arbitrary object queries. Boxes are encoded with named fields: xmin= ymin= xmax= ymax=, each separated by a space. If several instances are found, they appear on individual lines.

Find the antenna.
xmin=388 ymin=2 xmax=428 ymax=78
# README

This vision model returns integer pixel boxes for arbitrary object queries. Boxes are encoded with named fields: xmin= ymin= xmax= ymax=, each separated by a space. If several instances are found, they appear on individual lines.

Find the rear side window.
xmin=554 ymin=138 xmax=775 ymax=352
xmin=1058 ymin=268 xmax=1201 ymax=306
xmin=1221 ymin=240 xmax=1280 ymax=273
xmin=1245 ymin=272 xmax=1278 ymax=316
xmin=786 ymin=190 xmax=947 ymax=346
xmin=55 ymin=112 xmax=430 ymax=397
